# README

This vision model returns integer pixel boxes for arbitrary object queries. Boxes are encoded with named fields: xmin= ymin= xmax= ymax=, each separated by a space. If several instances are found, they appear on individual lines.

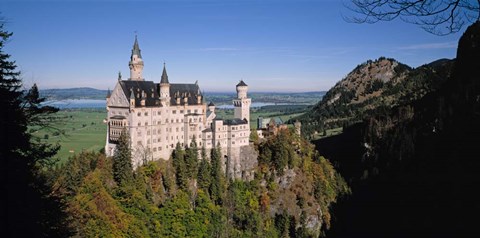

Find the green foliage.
xmin=184 ymin=137 xmax=199 ymax=179
xmin=197 ymin=152 xmax=212 ymax=192
xmin=112 ymin=128 xmax=133 ymax=186
xmin=209 ymin=144 xmax=225 ymax=205
xmin=172 ymin=142 xmax=188 ymax=189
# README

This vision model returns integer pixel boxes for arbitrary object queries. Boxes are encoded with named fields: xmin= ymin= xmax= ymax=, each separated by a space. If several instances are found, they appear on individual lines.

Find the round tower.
xmin=233 ymin=80 xmax=251 ymax=123
xmin=236 ymin=80 xmax=248 ymax=99
xmin=129 ymin=36 xmax=144 ymax=81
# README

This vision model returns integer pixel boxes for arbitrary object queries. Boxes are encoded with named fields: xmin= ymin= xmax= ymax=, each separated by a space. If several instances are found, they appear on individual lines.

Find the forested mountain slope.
xmin=299 ymin=57 xmax=454 ymax=137
xmin=314 ymin=21 xmax=480 ymax=237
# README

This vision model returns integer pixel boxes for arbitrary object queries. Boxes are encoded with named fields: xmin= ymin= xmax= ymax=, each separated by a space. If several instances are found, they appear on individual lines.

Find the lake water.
xmin=44 ymin=99 xmax=106 ymax=109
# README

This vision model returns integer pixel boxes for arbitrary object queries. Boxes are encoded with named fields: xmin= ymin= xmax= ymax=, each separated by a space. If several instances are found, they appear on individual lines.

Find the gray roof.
xmin=236 ymin=80 xmax=248 ymax=87
xmin=258 ymin=117 xmax=283 ymax=128
xmin=170 ymin=83 xmax=203 ymax=106
xmin=160 ymin=64 xmax=169 ymax=84
xmin=120 ymin=80 xmax=160 ymax=107
xmin=223 ymin=118 xmax=248 ymax=125
xmin=118 ymin=80 xmax=204 ymax=107
xmin=132 ymin=36 xmax=142 ymax=58
xmin=208 ymin=101 xmax=215 ymax=107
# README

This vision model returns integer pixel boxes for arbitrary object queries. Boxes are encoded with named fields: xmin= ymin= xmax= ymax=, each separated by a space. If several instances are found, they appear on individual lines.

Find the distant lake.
xmin=44 ymin=99 xmax=106 ymax=109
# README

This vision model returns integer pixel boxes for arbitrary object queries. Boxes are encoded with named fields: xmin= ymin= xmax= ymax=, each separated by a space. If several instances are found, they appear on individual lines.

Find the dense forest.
xmin=314 ymin=21 xmax=480 ymax=237
xmin=47 ymin=128 xmax=349 ymax=237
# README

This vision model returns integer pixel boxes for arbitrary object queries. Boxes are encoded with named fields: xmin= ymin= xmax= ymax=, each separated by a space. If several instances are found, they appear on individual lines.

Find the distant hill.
xmin=40 ymin=87 xmax=326 ymax=105
xmin=299 ymin=57 xmax=454 ymax=136
xmin=40 ymin=87 xmax=108 ymax=100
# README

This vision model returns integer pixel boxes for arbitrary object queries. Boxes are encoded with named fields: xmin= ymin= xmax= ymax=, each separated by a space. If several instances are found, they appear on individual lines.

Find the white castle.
xmin=105 ymin=37 xmax=254 ymax=177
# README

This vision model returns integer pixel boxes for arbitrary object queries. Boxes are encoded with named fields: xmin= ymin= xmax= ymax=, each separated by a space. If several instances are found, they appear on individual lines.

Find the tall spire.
xmin=160 ymin=63 xmax=169 ymax=84
xmin=132 ymin=35 xmax=142 ymax=58
xmin=129 ymin=35 xmax=144 ymax=81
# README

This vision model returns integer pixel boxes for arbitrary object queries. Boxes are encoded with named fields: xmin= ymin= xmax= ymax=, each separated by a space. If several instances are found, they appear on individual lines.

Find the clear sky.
xmin=2 ymin=0 xmax=463 ymax=92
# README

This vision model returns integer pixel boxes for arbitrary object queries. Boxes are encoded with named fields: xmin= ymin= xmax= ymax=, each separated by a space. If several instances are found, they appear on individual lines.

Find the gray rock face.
xmin=223 ymin=144 xmax=258 ymax=180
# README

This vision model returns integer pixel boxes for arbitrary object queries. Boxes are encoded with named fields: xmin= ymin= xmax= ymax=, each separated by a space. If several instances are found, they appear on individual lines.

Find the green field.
xmin=33 ymin=109 xmax=107 ymax=163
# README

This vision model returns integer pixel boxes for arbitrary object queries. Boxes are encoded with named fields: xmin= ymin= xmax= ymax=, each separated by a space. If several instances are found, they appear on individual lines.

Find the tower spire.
xmin=160 ymin=62 xmax=169 ymax=84
xmin=129 ymin=35 xmax=144 ymax=81
xmin=132 ymin=35 xmax=142 ymax=58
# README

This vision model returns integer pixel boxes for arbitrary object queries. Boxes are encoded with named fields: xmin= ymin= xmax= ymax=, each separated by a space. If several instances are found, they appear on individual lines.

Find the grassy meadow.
xmin=33 ymin=109 xmax=106 ymax=163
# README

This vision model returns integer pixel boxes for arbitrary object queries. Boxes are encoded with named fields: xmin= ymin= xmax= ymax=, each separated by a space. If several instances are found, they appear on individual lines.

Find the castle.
xmin=105 ymin=37 xmax=254 ymax=178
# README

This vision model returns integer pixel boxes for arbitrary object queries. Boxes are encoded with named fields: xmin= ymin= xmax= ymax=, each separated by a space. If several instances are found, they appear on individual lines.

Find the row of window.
xmin=135 ymin=117 xmax=203 ymax=127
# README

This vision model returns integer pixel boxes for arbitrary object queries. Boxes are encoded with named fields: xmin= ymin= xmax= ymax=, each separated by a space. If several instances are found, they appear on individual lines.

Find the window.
xmin=194 ymin=109 xmax=198 ymax=113
xmin=144 ymin=112 xmax=148 ymax=116
xmin=137 ymin=112 xmax=141 ymax=116
xmin=137 ymin=122 xmax=141 ymax=126
xmin=173 ymin=110 xmax=176 ymax=114
xmin=145 ymin=122 xmax=148 ymax=126
xmin=180 ymin=110 xmax=184 ymax=114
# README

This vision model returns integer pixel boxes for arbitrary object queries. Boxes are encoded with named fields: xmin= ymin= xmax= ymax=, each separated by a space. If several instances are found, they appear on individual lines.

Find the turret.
xmin=129 ymin=89 xmax=135 ymax=108
xmin=233 ymin=80 xmax=251 ymax=123
xmin=236 ymin=80 xmax=248 ymax=99
xmin=129 ymin=36 xmax=144 ymax=81
xmin=159 ymin=63 xmax=170 ymax=106
xmin=208 ymin=101 xmax=215 ymax=113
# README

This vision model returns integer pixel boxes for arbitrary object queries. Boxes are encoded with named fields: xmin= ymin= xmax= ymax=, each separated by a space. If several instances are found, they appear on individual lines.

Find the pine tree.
xmin=1 ymin=22 xmax=70 ymax=236
xmin=185 ymin=137 xmax=198 ymax=179
xmin=172 ymin=142 xmax=187 ymax=189
xmin=209 ymin=143 xmax=224 ymax=205
xmin=113 ymin=128 xmax=133 ymax=186
xmin=197 ymin=147 xmax=212 ymax=192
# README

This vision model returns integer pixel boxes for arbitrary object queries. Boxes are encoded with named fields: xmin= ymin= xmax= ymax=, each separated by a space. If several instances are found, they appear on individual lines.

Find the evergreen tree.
xmin=172 ymin=142 xmax=187 ymax=189
xmin=1 ymin=22 xmax=70 ymax=236
xmin=113 ymin=128 xmax=133 ymax=185
xmin=184 ymin=137 xmax=199 ymax=179
xmin=197 ymin=148 xmax=212 ymax=192
xmin=209 ymin=143 xmax=224 ymax=205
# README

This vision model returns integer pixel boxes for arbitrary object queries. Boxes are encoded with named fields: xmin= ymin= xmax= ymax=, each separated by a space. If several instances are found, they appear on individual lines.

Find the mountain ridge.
xmin=299 ymin=56 xmax=454 ymax=137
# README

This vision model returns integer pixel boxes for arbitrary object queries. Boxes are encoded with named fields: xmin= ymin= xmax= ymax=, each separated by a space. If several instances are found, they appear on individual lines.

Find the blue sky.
xmin=2 ymin=0 xmax=463 ymax=92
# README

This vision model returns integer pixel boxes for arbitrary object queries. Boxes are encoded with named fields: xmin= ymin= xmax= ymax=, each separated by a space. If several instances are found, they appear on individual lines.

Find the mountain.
xmin=299 ymin=57 xmax=454 ymax=137
xmin=40 ymin=87 xmax=108 ymax=100
xmin=315 ymin=21 xmax=480 ymax=236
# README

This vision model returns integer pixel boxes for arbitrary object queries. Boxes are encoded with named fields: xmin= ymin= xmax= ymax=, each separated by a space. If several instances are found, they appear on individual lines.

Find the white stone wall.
xmin=105 ymin=80 xmax=252 ymax=173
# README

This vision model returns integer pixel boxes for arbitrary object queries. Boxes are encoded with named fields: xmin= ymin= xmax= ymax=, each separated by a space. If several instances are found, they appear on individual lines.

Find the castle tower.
xmin=159 ymin=63 xmax=170 ymax=106
xmin=129 ymin=36 xmax=144 ymax=81
xmin=233 ymin=80 xmax=251 ymax=123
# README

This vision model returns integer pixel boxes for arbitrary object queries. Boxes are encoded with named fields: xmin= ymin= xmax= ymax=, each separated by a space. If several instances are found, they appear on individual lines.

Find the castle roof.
xmin=208 ymin=101 xmax=215 ymax=107
xmin=236 ymin=80 xmax=248 ymax=87
xmin=223 ymin=118 xmax=248 ymax=125
xmin=170 ymin=83 xmax=203 ymax=105
xmin=120 ymin=80 xmax=160 ymax=107
xmin=132 ymin=35 xmax=142 ymax=58
xmin=118 ymin=80 xmax=203 ymax=107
